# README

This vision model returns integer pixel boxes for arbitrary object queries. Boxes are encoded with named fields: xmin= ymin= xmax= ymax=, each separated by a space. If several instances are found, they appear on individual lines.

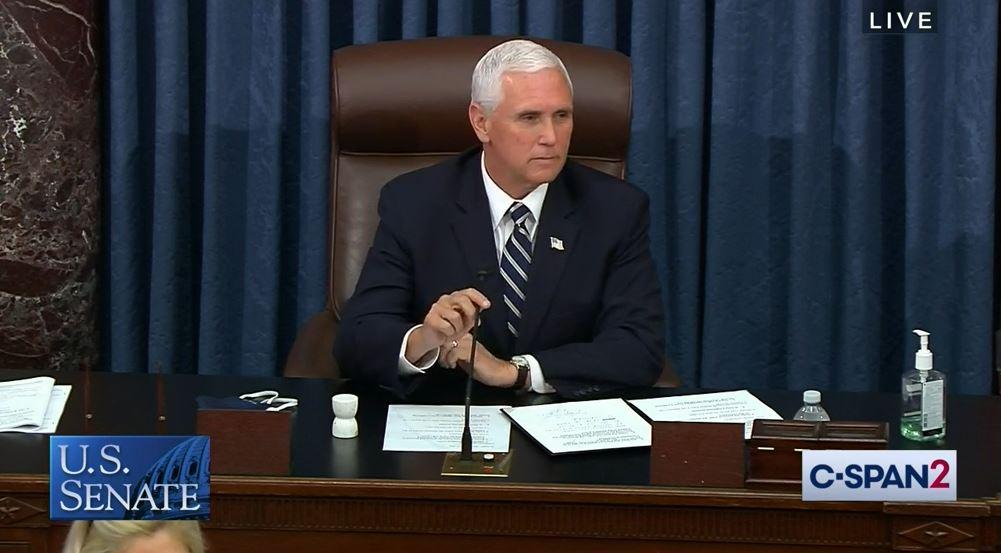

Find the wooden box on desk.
xmin=196 ymin=408 xmax=292 ymax=475
xmin=746 ymin=420 xmax=888 ymax=491
xmin=651 ymin=421 xmax=745 ymax=488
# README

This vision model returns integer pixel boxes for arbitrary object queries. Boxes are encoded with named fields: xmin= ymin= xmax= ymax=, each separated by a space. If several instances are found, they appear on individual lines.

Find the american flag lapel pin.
xmin=550 ymin=236 xmax=564 ymax=251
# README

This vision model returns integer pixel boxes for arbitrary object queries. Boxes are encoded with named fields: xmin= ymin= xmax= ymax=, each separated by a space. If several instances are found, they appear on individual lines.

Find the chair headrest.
xmin=332 ymin=36 xmax=631 ymax=160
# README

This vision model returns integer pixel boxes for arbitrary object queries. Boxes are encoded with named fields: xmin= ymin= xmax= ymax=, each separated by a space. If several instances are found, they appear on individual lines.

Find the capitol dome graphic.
xmin=127 ymin=436 xmax=210 ymax=520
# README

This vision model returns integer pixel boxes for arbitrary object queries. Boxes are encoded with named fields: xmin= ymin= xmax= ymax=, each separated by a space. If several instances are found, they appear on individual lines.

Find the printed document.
xmin=502 ymin=398 xmax=651 ymax=454
xmin=383 ymin=404 xmax=511 ymax=452
xmin=0 ymin=376 xmax=72 ymax=433
xmin=628 ymin=390 xmax=782 ymax=439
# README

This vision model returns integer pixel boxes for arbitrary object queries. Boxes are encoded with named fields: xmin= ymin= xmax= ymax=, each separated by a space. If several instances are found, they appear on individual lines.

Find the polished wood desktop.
xmin=1 ymin=369 xmax=999 ymax=552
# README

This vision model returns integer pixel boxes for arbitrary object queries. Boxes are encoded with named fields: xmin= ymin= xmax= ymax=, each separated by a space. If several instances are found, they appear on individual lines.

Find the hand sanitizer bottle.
xmin=901 ymin=329 xmax=946 ymax=441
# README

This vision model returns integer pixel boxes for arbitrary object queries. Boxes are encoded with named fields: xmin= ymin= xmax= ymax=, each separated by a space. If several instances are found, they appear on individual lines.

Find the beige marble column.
xmin=0 ymin=0 xmax=98 ymax=370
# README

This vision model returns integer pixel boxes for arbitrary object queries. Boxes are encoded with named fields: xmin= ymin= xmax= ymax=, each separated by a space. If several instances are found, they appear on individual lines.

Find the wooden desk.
xmin=2 ymin=370 xmax=1000 ymax=552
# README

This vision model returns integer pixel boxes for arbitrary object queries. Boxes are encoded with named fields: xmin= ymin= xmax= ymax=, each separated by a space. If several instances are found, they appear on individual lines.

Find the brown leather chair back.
xmin=284 ymin=36 xmax=632 ymax=379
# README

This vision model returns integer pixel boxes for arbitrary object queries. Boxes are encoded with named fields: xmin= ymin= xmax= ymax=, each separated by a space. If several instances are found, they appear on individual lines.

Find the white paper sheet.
xmin=5 ymin=385 xmax=72 ymax=434
xmin=502 ymin=398 xmax=651 ymax=454
xmin=0 ymin=376 xmax=56 ymax=431
xmin=628 ymin=390 xmax=782 ymax=439
xmin=383 ymin=404 xmax=512 ymax=452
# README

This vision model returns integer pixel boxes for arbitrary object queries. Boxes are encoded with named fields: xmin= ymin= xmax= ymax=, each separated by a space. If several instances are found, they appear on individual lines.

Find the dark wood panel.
xmin=199 ymin=530 xmax=889 ymax=553
xmin=2 ymin=474 xmax=999 ymax=552
xmin=0 ymin=528 xmax=47 ymax=553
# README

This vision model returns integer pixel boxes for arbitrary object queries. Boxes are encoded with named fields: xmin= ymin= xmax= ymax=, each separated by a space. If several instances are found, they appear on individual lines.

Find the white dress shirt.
xmin=396 ymin=153 xmax=556 ymax=394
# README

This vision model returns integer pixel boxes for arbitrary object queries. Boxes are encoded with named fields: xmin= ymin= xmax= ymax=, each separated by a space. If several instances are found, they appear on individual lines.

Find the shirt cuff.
xmin=521 ymin=354 xmax=556 ymax=394
xmin=398 ymin=325 xmax=439 ymax=376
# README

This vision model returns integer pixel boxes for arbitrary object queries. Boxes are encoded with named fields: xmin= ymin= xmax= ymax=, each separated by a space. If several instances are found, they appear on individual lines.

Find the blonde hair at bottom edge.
xmin=62 ymin=521 xmax=204 ymax=553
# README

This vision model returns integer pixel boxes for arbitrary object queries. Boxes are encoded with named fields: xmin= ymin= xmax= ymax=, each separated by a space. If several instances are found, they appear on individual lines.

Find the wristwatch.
xmin=510 ymin=356 xmax=531 ymax=390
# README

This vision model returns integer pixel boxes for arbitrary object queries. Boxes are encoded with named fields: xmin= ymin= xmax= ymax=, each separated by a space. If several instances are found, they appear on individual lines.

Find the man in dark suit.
xmin=335 ymin=39 xmax=665 ymax=398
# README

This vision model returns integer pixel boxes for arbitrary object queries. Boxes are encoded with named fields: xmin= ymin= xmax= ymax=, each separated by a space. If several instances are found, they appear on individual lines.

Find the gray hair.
xmin=471 ymin=39 xmax=573 ymax=114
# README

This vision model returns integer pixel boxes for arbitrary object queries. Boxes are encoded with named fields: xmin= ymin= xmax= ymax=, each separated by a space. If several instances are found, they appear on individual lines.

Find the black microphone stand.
xmin=459 ymin=306 xmax=480 ymax=461
xmin=442 ymin=271 xmax=514 ymax=477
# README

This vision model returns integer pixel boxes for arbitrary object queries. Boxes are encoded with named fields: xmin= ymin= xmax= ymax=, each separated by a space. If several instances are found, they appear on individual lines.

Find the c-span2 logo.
xmin=802 ymin=450 xmax=955 ymax=502
xmin=50 ymin=436 xmax=210 ymax=520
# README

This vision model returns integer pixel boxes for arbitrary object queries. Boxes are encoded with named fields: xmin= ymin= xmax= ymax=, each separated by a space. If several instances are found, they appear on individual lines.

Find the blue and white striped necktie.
xmin=499 ymin=202 xmax=533 ymax=339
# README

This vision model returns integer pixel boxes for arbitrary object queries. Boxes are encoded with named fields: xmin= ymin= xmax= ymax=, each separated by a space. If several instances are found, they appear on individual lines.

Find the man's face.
xmin=470 ymin=68 xmax=573 ymax=196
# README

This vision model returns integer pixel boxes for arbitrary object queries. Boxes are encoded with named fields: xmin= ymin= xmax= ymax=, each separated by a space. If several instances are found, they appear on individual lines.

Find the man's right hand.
xmin=404 ymin=288 xmax=491 ymax=365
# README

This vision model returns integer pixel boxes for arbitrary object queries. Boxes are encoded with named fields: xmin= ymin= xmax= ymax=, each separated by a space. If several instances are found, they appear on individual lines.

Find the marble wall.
xmin=0 ymin=0 xmax=98 ymax=370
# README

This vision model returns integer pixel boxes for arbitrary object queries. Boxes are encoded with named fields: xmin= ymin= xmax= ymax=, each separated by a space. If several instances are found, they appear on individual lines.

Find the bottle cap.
xmin=803 ymin=390 xmax=821 ymax=404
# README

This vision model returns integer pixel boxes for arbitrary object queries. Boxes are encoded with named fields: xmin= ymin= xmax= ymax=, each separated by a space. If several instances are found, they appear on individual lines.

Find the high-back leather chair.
xmin=284 ymin=36 xmax=640 ymax=380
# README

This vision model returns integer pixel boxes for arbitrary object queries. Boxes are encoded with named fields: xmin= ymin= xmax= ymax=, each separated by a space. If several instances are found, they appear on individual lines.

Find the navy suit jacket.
xmin=334 ymin=149 xmax=665 ymax=399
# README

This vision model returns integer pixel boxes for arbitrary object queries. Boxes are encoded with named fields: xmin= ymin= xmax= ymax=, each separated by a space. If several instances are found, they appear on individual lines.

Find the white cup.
xmin=331 ymin=394 xmax=359 ymax=439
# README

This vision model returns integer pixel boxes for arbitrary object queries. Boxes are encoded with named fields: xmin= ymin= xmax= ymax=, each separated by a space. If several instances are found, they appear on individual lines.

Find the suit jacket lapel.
xmin=449 ymin=152 xmax=509 ymax=356
xmin=516 ymin=171 xmax=580 ymax=352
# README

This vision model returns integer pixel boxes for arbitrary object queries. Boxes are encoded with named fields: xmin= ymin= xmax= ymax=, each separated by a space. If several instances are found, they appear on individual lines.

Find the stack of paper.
xmin=502 ymin=399 xmax=651 ymax=455
xmin=0 ymin=376 xmax=72 ymax=433
xmin=628 ymin=390 xmax=782 ymax=439
xmin=383 ymin=404 xmax=512 ymax=452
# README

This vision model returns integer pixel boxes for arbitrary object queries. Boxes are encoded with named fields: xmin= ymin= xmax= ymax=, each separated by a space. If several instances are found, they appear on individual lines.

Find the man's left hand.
xmin=441 ymin=334 xmax=518 ymax=388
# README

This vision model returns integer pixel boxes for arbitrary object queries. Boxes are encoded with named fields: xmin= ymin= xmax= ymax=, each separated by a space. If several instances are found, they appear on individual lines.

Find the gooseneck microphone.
xmin=460 ymin=268 xmax=493 ymax=461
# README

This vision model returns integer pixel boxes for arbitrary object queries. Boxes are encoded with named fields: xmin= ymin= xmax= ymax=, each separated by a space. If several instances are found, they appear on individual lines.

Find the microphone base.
xmin=441 ymin=450 xmax=514 ymax=478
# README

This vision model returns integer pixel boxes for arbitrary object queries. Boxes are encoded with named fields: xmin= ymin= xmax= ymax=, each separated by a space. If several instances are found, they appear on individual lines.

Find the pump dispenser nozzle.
xmin=913 ymin=329 xmax=933 ymax=372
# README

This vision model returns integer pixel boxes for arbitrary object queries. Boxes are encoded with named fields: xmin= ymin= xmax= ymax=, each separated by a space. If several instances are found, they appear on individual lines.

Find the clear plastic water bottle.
xmin=793 ymin=390 xmax=831 ymax=421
